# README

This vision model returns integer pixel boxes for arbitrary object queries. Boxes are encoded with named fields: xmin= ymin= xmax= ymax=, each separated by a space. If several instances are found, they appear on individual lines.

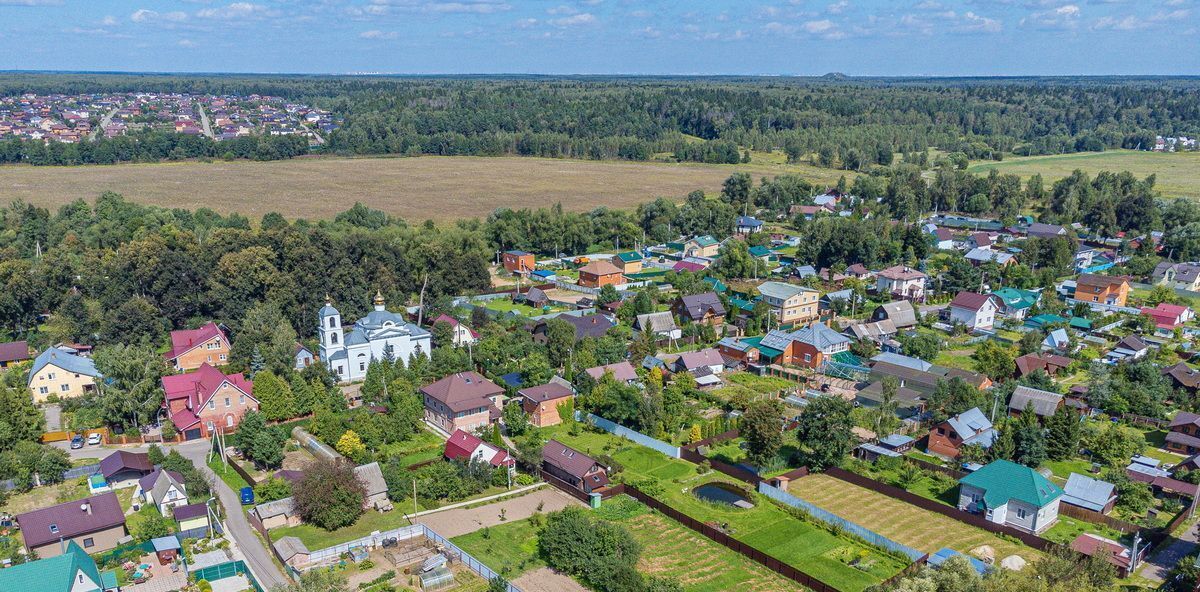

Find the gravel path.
xmin=419 ymin=489 xmax=581 ymax=538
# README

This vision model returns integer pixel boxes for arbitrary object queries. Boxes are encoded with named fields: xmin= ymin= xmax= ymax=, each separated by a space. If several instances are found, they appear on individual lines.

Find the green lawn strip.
xmin=536 ymin=425 xmax=902 ymax=591
xmin=380 ymin=429 xmax=447 ymax=467
xmin=451 ymin=519 xmax=546 ymax=579
xmin=1041 ymin=458 xmax=1094 ymax=483
xmin=1042 ymin=515 xmax=1128 ymax=546
xmin=206 ymin=455 xmax=251 ymax=492
xmin=725 ymin=373 xmax=795 ymax=394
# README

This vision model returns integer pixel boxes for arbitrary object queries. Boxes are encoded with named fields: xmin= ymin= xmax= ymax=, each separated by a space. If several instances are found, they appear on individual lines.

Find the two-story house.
xmin=578 ymin=260 xmax=626 ymax=288
xmin=421 ymin=371 xmax=504 ymax=433
xmin=542 ymin=439 xmax=609 ymax=493
xmin=162 ymin=363 xmax=257 ymax=440
xmin=927 ymin=407 xmax=996 ymax=459
xmin=164 ymin=322 xmax=231 ymax=372
xmin=502 ymin=250 xmax=535 ymax=274
xmin=27 ymin=347 xmax=102 ymax=403
xmin=948 ymin=292 xmax=1000 ymax=331
xmin=876 ymin=266 xmax=928 ymax=300
xmin=1072 ymin=274 xmax=1131 ymax=307
xmin=517 ymin=379 xmax=575 ymax=428
xmin=672 ymin=293 xmax=726 ymax=328
xmin=757 ymin=281 xmax=819 ymax=327
xmin=1166 ymin=412 xmax=1200 ymax=455
xmin=135 ymin=468 xmax=188 ymax=516
xmin=958 ymin=460 xmax=1063 ymax=534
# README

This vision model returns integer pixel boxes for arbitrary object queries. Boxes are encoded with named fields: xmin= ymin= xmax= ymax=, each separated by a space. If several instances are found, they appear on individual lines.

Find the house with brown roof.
xmin=578 ymin=260 xmax=625 ymax=288
xmin=1008 ymin=385 xmax=1063 ymax=419
xmin=1166 ymin=412 xmax=1200 ymax=455
xmin=0 ymin=340 xmax=31 ymax=368
xmin=164 ymin=322 xmax=231 ymax=372
xmin=98 ymin=450 xmax=153 ymax=489
xmin=671 ymin=293 xmax=726 ymax=327
xmin=421 ymin=371 xmax=504 ymax=433
xmin=1015 ymin=353 xmax=1071 ymax=378
xmin=162 ymin=363 xmax=257 ymax=440
xmin=1072 ymin=274 xmax=1131 ymax=307
xmin=517 ymin=380 xmax=575 ymax=428
xmin=876 ymin=266 xmax=927 ymax=300
xmin=584 ymin=361 xmax=638 ymax=384
xmin=531 ymin=313 xmax=616 ymax=343
xmin=1163 ymin=362 xmax=1200 ymax=393
xmin=542 ymin=439 xmax=609 ymax=494
xmin=16 ymin=492 xmax=127 ymax=558
xmin=948 ymin=292 xmax=1000 ymax=331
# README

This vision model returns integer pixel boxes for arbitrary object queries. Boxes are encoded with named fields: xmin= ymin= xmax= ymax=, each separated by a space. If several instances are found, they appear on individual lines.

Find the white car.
xmin=87 ymin=433 xmax=102 ymax=446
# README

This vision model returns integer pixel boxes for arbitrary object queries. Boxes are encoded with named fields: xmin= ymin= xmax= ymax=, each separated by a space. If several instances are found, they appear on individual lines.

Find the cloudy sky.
xmin=1 ymin=0 xmax=1196 ymax=75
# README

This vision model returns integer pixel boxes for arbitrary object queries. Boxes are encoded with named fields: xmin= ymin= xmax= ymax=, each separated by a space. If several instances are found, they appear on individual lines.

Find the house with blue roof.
xmin=28 ymin=347 xmax=102 ymax=402
xmin=927 ymin=407 xmax=996 ymax=459
xmin=0 ymin=540 xmax=119 ymax=592
xmin=958 ymin=460 xmax=1063 ymax=533
xmin=735 ymin=216 xmax=764 ymax=234
xmin=318 ymin=293 xmax=432 ymax=383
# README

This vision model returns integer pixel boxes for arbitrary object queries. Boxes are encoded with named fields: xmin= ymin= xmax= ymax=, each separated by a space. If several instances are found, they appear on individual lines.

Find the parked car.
xmin=70 ymin=435 xmax=84 ymax=449
xmin=87 ymin=433 xmax=101 ymax=446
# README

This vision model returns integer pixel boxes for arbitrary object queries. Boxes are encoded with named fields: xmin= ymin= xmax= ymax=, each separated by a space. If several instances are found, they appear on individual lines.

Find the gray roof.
xmin=760 ymin=329 xmax=796 ymax=352
xmin=253 ymin=497 xmax=295 ymax=520
xmin=344 ymin=328 xmax=369 ymax=346
xmin=148 ymin=470 xmax=185 ymax=506
xmin=274 ymin=536 xmax=309 ymax=561
xmin=1008 ymin=385 xmax=1063 ymax=417
xmin=945 ymin=407 xmax=996 ymax=448
xmin=757 ymin=281 xmax=814 ymax=300
xmin=318 ymin=303 xmax=340 ymax=318
xmin=873 ymin=301 xmax=917 ymax=328
xmin=1062 ymin=473 xmax=1116 ymax=512
xmin=675 ymin=293 xmax=725 ymax=320
xmin=151 ymin=536 xmax=181 ymax=552
xmin=28 ymin=347 xmax=101 ymax=383
xmin=354 ymin=462 xmax=387 ymax=497
xmin=635 ymin=312 xmax=678 ymax=334
xmin=847 ymin=320 xmax=897 ymax=340
xmin=965 ymin=247 xmax=1014 ymax=265
xmin=871 ymin=352 xmax=932 ymax=372
xmin=792 ymin=322 xmax=850 ymax=351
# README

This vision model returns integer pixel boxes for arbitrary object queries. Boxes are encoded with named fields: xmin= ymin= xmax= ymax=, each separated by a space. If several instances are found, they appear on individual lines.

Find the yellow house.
xmin=27 ymin=347 xmax=102 ymax=402
xmin=757 ymin=281 xmax=820 ymax=326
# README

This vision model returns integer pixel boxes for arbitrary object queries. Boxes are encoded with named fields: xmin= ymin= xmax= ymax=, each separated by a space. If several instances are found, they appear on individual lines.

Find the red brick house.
xmin=578 ymin=260 xmax=625 ymax=288
xmin=421 ymin=371 xmax=504 ymax=433
xmin=502 ymin=250 xmax=535 ymax=274
xmin=517 ymin=381 xmax=575 ymax=428
xmin=164 ymin=322 xmax=231 ymax=372
xmin=162 ymin=363 xmax=257 ymax=440
xmin=542 ymin=439 xmax=609 ymax=493
xmin=927 ymin=407 xmax=996 ymax=459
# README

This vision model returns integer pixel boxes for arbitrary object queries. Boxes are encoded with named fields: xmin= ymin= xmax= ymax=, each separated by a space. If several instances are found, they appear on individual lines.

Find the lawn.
xmin=1042 ymin=515 xmax=1129 ymax=546
xmin=270 ymin=506 xmax=411 ymax=550
xmin=535 ymin=424 xmax=904 ymax=591
xmin=379 ymin=429 xmax=446 ymax=468
xmin=933 ymin=349 xmax=977 ymax=372
xmin=482 ymin=299 xmax=558 ymax=318
xmin=0 ymin=478 xmax=89 ymax=515
xmin=207 ymin=455 xmax=251 ymax=493
xmin=725 ymin=373 xmax=796 ymax=394
xmin=967 ymin=150 xmax=1200 ymax=199
xmin=788 ymin=474 xmax=1041 ymax=565
xmin=1138 ymin=429 xmax=1187 ymax=465
xmin=1041 ymin=458 xmax=1095 ymax=483
xmin=451 ymin=519 xmax=546 ymax=579
xmin=597 ymin=497 xmax=807 ymax=592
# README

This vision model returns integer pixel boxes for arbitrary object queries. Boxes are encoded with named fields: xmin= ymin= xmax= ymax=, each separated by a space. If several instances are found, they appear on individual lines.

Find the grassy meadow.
xmin=968 ymin=150 xmax=1200 ymax=198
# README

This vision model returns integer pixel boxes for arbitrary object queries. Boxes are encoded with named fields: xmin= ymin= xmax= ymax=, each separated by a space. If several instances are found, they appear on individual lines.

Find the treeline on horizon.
xmin=3 ymin=157 xmax=1199 ymax=350
xmin=1 ymin=73 xmax=1199 ymax=166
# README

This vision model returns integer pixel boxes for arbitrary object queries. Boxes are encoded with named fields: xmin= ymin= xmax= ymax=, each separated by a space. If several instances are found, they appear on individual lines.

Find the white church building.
xmin=319 ymin=293 xmax=432 ymax=382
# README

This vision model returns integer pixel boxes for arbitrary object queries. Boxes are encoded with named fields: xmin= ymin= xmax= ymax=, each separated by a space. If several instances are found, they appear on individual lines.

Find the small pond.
xmin=693 ymin=482 xmax=754 ymax=508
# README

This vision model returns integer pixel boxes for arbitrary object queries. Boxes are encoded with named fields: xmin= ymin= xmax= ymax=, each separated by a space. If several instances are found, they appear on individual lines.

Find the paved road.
xmin=92 ymin=106 xmax=119 ymax=139
xmin=61 ymin=440 xmax=291 ymax=589
xmin=197 ymin=104 xmax=214 ymax=138
xmin=178 ymin=444 xmax=291 ymax=590
xmin=1139 ymin=519 xmax=1199 ymax=582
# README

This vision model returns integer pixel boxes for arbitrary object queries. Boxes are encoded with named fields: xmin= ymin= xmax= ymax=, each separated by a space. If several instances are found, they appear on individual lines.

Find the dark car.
xmin=70 ymin=435 xmax=84 ymax=449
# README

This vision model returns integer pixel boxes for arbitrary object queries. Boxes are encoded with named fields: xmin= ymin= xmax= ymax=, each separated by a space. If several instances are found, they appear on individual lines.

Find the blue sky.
xmin=1 ymin=0 xmax=1196 ymax=75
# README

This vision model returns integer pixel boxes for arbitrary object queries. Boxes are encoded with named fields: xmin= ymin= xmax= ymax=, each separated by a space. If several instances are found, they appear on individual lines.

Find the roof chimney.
xmin=81 ymin=502 xmax=91 ymax=515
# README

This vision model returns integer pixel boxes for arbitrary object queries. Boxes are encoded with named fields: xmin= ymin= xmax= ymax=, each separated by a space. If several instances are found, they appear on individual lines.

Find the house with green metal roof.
xmin=0 ymin=540 xmax=119 ymax=592
xmin=1024 ymin=313 xmax=1068 ymax=331
xmin=957 ymin=460 xmax=1063 ymax=534
xmin=992 ymin=288 xmax=1040 ymax=319
xmin=702 ymin=277 xmax=727 ymax=293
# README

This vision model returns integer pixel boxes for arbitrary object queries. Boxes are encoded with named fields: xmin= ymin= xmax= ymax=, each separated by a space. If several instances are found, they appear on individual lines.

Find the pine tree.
xmin=989 ymin=422 xmax=1016 ymax=462
xmin=255 ymin=371 xmax=297 ymax=421
xmin=249 ymin=345 xmax=265 ymax=379
xmin=290 ymin=373 xmax=317 ymax=417
xmin=361 ymin=361 xmax=386 ymax=405
xmin=1045 ymin=407 xmax=1081 ymax=461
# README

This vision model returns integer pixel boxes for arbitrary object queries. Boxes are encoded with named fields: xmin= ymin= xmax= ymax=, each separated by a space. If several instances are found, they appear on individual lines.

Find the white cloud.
xmin=178 ymin=39 xmax=197 ymax=47
xmin=1093 ymin=9 xmax=1190 ymax=29
xmin=633 ymin=26 xmax=661 ymax=38
xmin=827 ymin=0 xmax=849 ymax=14
xmin=803 ymin=18 xmax=836 ymax=32
xmin=131 ymin=8 xmax=188 ymax=23
xmin=957 ymin=11 xmax=1002 ymax=32
xmin=196 ymin=2 xmax=272 ymax=19
xmin=359 ymin=29 xmax=399 ymax=38
xmin=550 ymin=12 xmax=595 ymax=26
xmin=763 ymin=21 xmax=797 ymax=34
xmin=101 ymin=15 xmax=119 ymax=26
xmin=425 ymin=2 xmax=511 ymax=13
xmin=130 ymin=9 xmax=156 ymax=22
xmin=547 ymin=5 xmax=576 ymax=15
xmin=1021 ymin=4 xmax=1081 ymax=29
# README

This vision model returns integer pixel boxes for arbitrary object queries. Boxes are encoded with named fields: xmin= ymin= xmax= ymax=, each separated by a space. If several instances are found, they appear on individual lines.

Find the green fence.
xmin=192 ymin=560 xmax=263 ymax=592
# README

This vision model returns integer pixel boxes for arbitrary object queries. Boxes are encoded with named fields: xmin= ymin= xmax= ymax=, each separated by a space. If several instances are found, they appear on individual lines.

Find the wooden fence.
xmin=905 ymin=456 xmax=967 ymax=480
xmin=1057 ymin=502 xmax=1142 ymax=535
xmin=824 ymin=467 xmax=1057 ymax=552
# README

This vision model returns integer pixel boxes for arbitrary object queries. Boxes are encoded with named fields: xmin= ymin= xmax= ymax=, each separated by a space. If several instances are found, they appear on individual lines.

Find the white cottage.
xmin=319 ymin=293 xmax=432 ymax=383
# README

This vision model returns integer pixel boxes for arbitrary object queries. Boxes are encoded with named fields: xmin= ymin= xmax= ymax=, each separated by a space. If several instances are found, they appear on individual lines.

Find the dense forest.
xmin=2 ymin=73 xmax=1199 ymax=166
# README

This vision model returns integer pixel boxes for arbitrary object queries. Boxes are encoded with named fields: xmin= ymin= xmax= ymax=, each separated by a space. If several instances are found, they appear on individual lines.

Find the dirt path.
xmin=512 ymin=567 xmax=591 ymax=592
xmin=418 ymin=489 xmax=581 ymax=538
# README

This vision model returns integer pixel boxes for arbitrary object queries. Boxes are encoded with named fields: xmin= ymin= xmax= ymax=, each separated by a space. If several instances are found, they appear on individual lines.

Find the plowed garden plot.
xmin=788 ymin=474 xmax=1041 ymax=565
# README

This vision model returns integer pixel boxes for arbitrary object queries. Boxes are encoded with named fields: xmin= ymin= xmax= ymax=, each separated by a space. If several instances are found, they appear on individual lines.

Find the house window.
xmin=240 ymin=394 xmax=245 ymax=405
xmin=83 ymin=537 xmax=94 ymax=548
xmin=329 ymin=317 xmax=337 ymax=328
xmin=49 ymin=523 xmax=59 ymax=534
xmin=38 ymin=386 xmax=48 ymax=395
xmin=208 ymin=400 xmax=215 ymax=410
xmin=359 ymin=362 xmax=365 ymax=372
xmin=227 ymin=415 xmax=234 ymax=428
xmin=225 ymin=397 xmax=231 ymax=408
xmin=936 ymin=428 xmax=945 ymax=436
xmin=804 ymin=354 xmax=812 ymax=363
xmin=1016 ymin=507 xmax=1028 ymax=519
xmin=219 ymin=354 xmax=227 ymax=361
xmin=61 ymin=384 xmax=70 ymax=392
xmin=331 ymin=333 xmax=339 ymax=345
xmin=206 ymin=421 xmax=215 ymax=433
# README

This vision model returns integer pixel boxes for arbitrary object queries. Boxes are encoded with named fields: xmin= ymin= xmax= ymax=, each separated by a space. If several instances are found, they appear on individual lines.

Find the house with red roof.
xmin=542 ymin=439 xmax=609 ymax=494
xmin=164 ymin=322 xmax=231 ymax=372
xmin=1140 ymin=302 xmax=1194 ymax=334
xmin=0 ymin=340 xmax=31 ymax=368
xmin=517 ymin=380 xmax=575 ymax=427
xmin=948 ymin=292 xmax=1000 ymax=331
xmin=443 ymin=429 xmax=515 ymax=468
xmin=421 ymin=371 xmax=504 ymax=433
xmin=431 ymin=314 xmax=479 ymax=347
xmin=162 ymin=363 xmax=257 ymax=440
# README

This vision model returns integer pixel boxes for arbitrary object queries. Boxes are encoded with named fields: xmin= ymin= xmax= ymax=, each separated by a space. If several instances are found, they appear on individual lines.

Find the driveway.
xmin=418 ymin=489 xmax=581 ymax=538
xmin=1138 ymin=520 xmax=1199 ymax=582
xmin=44 ymin=404 xmax=62 ymax=431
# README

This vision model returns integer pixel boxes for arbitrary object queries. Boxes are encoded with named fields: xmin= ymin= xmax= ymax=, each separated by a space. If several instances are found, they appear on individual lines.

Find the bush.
xmin=292 ymin=459 xmax=366 ymax=531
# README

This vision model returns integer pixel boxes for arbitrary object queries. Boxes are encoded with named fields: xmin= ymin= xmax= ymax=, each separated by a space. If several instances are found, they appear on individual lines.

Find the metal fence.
xmin=305 ymin=525 xmax=424 ymax=564
xmin=583 ymin=412 xmax=680 ymax=459
xmin=420 ymin=524 xmax=524 ymax=592
xmin=191 ymin=560 xmax=263 ymax=592
xmin=758 ymin=482 xmax=925 ymax=561
xmin=1 ymin=463 xmax=101 ymax=491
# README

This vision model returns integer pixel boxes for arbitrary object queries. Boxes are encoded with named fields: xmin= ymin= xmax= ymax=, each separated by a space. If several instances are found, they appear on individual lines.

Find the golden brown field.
xmin=0 ymin=154 xmax=844 ymax=221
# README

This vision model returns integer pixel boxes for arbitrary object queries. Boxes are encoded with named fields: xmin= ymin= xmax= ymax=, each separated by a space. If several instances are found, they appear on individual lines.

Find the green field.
xmin=451 ymin=519 xmax=546 ymax=579
xmin=538 ymin=424 xmax=905 ymax=591
xmin=968 ymin=150 xmax=1200 ymax=198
